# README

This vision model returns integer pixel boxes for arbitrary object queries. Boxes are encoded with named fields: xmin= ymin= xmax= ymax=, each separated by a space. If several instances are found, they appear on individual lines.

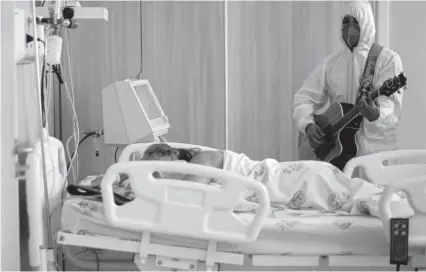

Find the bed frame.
xmin=28 ymin=140 xmax=426 ymax=271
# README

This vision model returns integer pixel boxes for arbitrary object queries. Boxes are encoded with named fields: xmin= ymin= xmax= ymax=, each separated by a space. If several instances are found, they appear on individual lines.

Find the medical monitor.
xmin=102 ymin=79 xmax=170 ymax=145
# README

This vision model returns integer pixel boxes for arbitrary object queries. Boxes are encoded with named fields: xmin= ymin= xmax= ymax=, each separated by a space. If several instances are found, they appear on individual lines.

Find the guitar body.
xmin=298 ymin=102 xmax=363 ymax=170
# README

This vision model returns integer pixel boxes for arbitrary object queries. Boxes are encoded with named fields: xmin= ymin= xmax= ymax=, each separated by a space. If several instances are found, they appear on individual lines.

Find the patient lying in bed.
xmin=69 ymin=143 xmax=413 ymax=219
xmin=137 ymin=143 xmax=413 ymax=219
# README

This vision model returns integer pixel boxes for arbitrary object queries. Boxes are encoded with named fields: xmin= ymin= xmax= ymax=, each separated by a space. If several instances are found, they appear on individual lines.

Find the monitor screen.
xmin=133 ymin=84 xmax=163 ymax=120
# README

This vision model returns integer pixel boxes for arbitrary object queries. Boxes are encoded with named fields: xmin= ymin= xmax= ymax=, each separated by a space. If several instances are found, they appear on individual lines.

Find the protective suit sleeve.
xmin=362 ymin=52 xmax=404 ymax=139
xmin=293 ymin=60 xmax=328 ymax=134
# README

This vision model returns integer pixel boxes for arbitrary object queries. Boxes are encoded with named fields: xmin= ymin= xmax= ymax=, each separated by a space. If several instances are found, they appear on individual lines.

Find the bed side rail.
xmin=379 ymin=174 xmax=426 ymax=247
xmin=101 ymin=161 xmax=270 ymax=243
xmin=343 ymin=150 xmax=426 ymax=184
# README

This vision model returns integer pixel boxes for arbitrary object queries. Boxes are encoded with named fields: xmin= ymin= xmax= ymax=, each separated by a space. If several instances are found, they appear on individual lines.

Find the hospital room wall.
xmin=390 ymin=1 xmax=426 ymax=150
xmin=140 ymin=1 xmax=226 ymax=149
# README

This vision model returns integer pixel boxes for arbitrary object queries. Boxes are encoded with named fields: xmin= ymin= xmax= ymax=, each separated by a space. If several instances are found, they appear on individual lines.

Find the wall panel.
xmin=227 ymin=1 xmax=293 ymax=161
xmin=391 ymin=1 xmax=426 ymax=150
xmin=141 ymin=1 xmax=226 ymax=149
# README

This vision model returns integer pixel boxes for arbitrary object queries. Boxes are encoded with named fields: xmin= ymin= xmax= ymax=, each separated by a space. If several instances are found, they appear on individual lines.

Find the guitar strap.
xmin=356 ymin=43 xmax=384 ymax=103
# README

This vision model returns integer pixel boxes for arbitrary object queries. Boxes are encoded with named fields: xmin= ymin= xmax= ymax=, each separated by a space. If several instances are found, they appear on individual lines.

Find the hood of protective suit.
xmin=339 ymin=0 xmax=376 ymax=51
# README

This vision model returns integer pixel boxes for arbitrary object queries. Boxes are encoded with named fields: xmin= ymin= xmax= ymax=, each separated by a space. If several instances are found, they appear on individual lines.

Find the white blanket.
xmin=221 ymin=150 xmax=414 ymax=218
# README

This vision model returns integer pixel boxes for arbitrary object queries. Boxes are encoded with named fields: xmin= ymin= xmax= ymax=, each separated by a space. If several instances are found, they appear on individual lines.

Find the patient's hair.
xmin=142 ymin=143 xmax=202 ymax=162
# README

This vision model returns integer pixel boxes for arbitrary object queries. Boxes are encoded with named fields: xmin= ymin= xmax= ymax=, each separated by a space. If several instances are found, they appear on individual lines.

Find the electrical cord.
xmin=41 ymin=52 xmax=47 ymax=127
xmin=61 ymin=67 xmax=80 ymax=184
xmin=26 ymin=34 xmax=48 ymax=127
xmin=66 ymin=131 xmax=99 ymax=170
xmin=114 ymin=147 xmax=120 ymax=162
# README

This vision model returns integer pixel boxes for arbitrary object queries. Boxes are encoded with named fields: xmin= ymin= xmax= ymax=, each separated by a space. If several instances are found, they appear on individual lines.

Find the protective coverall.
xmin=293 ymin=0 xmax=404 ymax=157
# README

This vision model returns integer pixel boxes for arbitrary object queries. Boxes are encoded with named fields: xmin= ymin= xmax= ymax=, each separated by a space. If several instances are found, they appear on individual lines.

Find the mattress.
xmin=61 ymin=195 xmax=394 ymax=256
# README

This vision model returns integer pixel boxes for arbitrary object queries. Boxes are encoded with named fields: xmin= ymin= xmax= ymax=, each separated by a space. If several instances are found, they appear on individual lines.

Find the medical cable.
xmin=60 ymin=76 xmax=81 ymax=204
xmin=139 ymin=0 xmax=143 ymax=79
xmin=65 ymin=132 xmax=85 ymax=174
xmin=45 ymin=61 xmax=54 ymax=130
xmin=114 ymin=147 xmax=120 ymax=162
xmin=224 ymin=0 xmax=228 ymax=151
xmin=32 ymin=0 xmax=53 ymax=249
xmin=61 ymin=68 xmax=80 ymax=184
xmin=62 ymin=58 xmax=79 ymax=180
xmin=57 ymin=61 xmax=79 ymax=181
xmin=64 ymin=134 xmax=82 ymax=187
xmin=41 ymin=53 xmax=47 ymax=127
xmin=66 ymin=130 xmax=102 ymax=170
xmin=61 ymin=28 xmax=80 ymax=184
xmin=57 ymin=28 xmax=81 ymax=199
xmin=63 ymin=80 xmax=80 ymax=183
xmin=64 ymin=30 xmax=76 ymax=107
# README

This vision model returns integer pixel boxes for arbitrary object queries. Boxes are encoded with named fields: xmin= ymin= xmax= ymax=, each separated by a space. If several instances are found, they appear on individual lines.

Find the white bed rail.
xmin=343 ymin=150 xmax=426 ymax=184
xmin=379 ymin=174 xmax=426 ymax=247
xmin=101 ymin=160 xmax=270 ymax=243
xmin=345 ymin=150 xmax=426 ymax=248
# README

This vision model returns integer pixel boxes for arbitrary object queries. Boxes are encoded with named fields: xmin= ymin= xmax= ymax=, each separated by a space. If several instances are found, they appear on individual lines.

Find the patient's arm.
xmin=182 ymin=151 xmax=224 ymax=184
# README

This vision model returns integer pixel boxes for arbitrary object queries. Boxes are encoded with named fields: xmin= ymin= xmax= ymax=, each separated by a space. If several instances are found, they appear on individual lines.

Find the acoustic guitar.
xmin=298 ymin=72 xmax=407 ymax=170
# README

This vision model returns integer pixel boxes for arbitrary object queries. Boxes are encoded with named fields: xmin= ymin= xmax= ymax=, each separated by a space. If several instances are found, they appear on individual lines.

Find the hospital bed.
xmin=27 ymin=138 xmax=426 ymax=271
xmin=25 ymin=78 xmax=426 ymax=271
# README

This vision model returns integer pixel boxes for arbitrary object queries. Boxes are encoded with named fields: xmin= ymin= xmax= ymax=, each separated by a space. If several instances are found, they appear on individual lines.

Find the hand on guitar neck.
xmin=358 ymin=92 xmax=380 ymax=122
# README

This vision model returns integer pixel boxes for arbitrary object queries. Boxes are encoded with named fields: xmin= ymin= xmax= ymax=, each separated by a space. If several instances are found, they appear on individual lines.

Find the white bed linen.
xmin=61 ymin=196 xmax=394 ymax=256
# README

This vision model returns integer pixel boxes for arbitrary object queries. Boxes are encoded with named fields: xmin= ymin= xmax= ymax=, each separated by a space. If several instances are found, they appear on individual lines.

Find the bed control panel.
xmin=390 ymin=218 xmax=409 ymax=266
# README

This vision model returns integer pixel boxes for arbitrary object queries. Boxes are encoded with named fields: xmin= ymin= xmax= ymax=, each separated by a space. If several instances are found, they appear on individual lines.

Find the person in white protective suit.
xmin=293 ymin=0 xmax=405 ymax=157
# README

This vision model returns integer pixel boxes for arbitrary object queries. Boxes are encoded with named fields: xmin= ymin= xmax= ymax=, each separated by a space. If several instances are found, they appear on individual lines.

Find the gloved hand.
xmin=305 ymin=123 xmax=325 ymax=148
xmin=359 ymin=92 xmax=380 ymax=122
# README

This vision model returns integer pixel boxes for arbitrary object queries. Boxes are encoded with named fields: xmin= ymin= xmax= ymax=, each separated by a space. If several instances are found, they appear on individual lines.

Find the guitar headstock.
xmin=380 ymin=72 xmax=407 ymax=97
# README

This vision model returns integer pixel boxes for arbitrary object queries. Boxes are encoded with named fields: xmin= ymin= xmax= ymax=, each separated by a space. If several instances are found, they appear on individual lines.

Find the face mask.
xmin=347 ymin=27 xmax=360 ymax=48
xmin=342 ymin=15 xmax=360 ymax=49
